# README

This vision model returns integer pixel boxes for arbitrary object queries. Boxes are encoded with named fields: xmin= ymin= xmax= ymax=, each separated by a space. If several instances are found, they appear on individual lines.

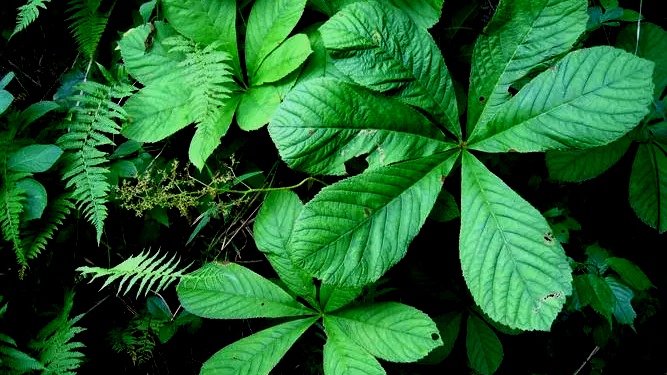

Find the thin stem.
xmin=223 ymin=176 xmax=328 ymax=194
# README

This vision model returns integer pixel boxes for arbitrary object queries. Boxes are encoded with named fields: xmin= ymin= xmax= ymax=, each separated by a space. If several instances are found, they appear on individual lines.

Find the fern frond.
xmin=21 ymin=195 xmax=75 ymax=260
xmin=77 ymin=250 xmax=192 ymax=299
xmin=57 ymin=80 xmax=128 ymax=244
xmin=67 ymin=0 xmax=111 ymax=59
xmin=0 ymin=172 xmax=30 ymax=265
xmin=11 ymin=0 xmax=52 ymax=38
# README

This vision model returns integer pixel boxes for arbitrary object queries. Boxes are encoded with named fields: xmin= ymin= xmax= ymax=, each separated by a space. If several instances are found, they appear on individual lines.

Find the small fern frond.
xmin=11 ymin=0 xmax=52 ymax=38
xmin=0 ymin=172 xmax=30 ymax=265
xmin=67 ymin=0 xmax=111 ymax=59
xmin=77 ymin=250 xmax=192 ymax=299
xmin=21 ymin=195 xmax=75 ymax=260
xmin=57 ymin=80 xmax=128 ymax=244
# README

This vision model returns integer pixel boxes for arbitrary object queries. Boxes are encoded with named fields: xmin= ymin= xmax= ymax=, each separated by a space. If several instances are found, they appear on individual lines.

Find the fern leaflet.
xmin=21 ymin=194 xmax=75 ymax=260
xmin=11 ymin=0 xmax=52 ymax=38
xmin=77 ymin=250 xmax=192 ymax=298
xmin=0 ymin=172 xmax=29 ymax=265
xmin=67 ymin=0 xmax=111 ymax=59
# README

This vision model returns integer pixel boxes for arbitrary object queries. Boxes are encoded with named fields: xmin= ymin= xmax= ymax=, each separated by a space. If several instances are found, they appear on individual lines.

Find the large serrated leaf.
xmin=324 ymin=322 xmax=386 ymax=375
xmin=269 ymin=78 xmax=455 ymax=175
xmin=290 ymin=151 xmax=459 ymax=287
xmin=467 ymin=0 xmax=588 ymax=133
xmin=629 ymin=142 xmax=667 ymax=233
xmin=469 ymin=47 xmax=654 ymax=153
xmin=466 ymin=314 xmax=503 ymax=375
xmin=546 ymin=136 xmax=632 ymax=182
xmin=320 ymin=2 xmax=460 ymax=138
xmin=325 ymin=302 xmax=442 ymax=362
xmin=617 ymin=22 xmax=667 ymax=97
xmin=176 ymin=262 xmax=315 ymax=319
xmin=200 ymin=317 xmax=317 ymax=375
xmin=460 ymin=151 xmax=572 ymax=331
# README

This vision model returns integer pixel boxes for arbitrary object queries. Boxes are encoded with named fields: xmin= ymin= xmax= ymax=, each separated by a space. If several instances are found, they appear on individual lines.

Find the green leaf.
xmin=606 ymin=257 xmax=653 ymax=291
xmin=298 ymin=29 xmax=347 ymax=83
xmin=546 ymin=136 xmax=632 ymax=182
xmin=572 ymin=274 xmax=593 ymax=309
xmin=466 ymin=314 xmax=503 ymax=375
xmin=325 ymin=302 xmax=443 ymax=362
xmin=585 ymin=274 xmax=615 ymax=325
xmin=388 ymin=0 xmax=443 ymax=29
xmin=16 ymin=178 xmax=47 ymax=221
xmin=269 ymin=78 xmax=455 ymax=175
xmin=420 ymin=312 xmax=462 ymax=364
xmin=146 ymin=295 xmax=172 ymax=320
xmin=0 ymin=90 xmax=13 ymax=114
xmin=600 ymin=0 xmax=619 ymax=9
xmin=629 ymin=142 xmax=667 ymax=233
xmin=0 ymin=72 xmax=14 ymax=89
xmin=122 ymin=82 xmax=199 ymax=142
xmin=176 ymin=262 xmax=315 ymax=319
xmin=189 ymin=94 xmax=241 ymax=170
xmin=252 ymin=33 xmax=312 ymax=86
xmin=237 ymin=85 xmax=282 ymax=131
xmin=110 ymin=140 xmax=142 ymax=159
xmin=323 ymin=333 xmax=386 ymax=375
xmin=320 ymin=2 xmax=460 ymax=138
xmin=110 ymin=160 xmax=138 ymax=178
xmin=254 ymin=191 xmax=316 ymax=304
xmin=8 ymin=144 xmax=63 ymax=173
xmin=605 ymin=277 xmax=636 ymax=329
xmin=290 ymin=151 xmax=459 ymax=287
xmin=460 ymin=152 xmax=572 ymax=331
xmin=469 ymin=47 xmax=654 ymax=152
xmin=18 ymin=101 xmax=60 ymax=128
xmin=139 ymin=0 xmax=157 ymax=23
xmin=162 ymin=0 xmax=241 ymax=77
xmin=617 ymin=23 xmax=667 ymax=97
xmin=200 ymin=317 xmax=317 ymax=375
xmin=319 ymin=283 xmax=362 ymax=313
xmin=245 ymin=0 xmax=307 ymax=78
xmin=428 ymin=189 xmax=460 ymax=222
xmin=585 ymin=243 xmax=610 ymax=274
xmin=467 ymin=0 xmax=588 ymax=133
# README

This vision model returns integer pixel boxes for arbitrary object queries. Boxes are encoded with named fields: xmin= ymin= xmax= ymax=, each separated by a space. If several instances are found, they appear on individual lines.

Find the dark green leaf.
xmin=546 ymin=136 xmax=632 ymax=182
xmin=605 ymin=277 xmax=636 ymax=329
xmin=617 ymin=23 xmax=667 ymax=97
xmin=8 ymin=144 xmax=63 ymax=173
xmin=428 ymin=189 xmax=460 ymax=222
xmin=419 ymin=312 xmax=462 ymax=364
xmin=466 ymin=314 xmax=503 ymax=375
xmin=16 ymin=178 xmax=47 ymax=221
xmin=606 ymin=257 xmax=653 ymax=291
xmin=629 ymin=142 xmax=667 ymax=233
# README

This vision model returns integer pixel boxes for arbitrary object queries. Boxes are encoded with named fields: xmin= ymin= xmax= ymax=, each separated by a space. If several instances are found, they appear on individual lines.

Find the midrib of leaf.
xmin=79 ymin=101 xmax=106 ymax=229
xmin=332 ymin=314 xmax=429 ymax=340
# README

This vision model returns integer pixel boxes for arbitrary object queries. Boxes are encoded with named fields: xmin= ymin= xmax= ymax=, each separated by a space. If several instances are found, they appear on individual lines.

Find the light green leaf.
xmin=254 ymin=191 xmax=316 ymax=304
xmin=18 ymin=101 xmax=60 ymax=128
xmin=469 ymin=47 xmax=654 ymax=153
xmin=606 ymin=257 xmax=653 ymax=291
xmin=122 ymin=82 xmax=198 ymax=142
xmin=290 ymin=151 xmax=459 ymax=287
xmin=16 ymin=178 xmax=47 ymax=221
xmin=252 ymin=33 xmax=312 ymax=86
xmin=325 ymin=302 xmax=443 ymax=362
xmin=428 ymin=189 xmax=460 ymax=222
xmin=139 ymin=0 xmax=157 ymax=23
xmin=388 ymin=0 xmax=443 ymax=29
xmin=605 ymin=277 xmax=636 ymax=329
xmin=0 ymin=90 xmax=13 ymax=114
xmin=119 ymin=22 xmax=187 ymax=86
xmin=466 ymin=314 xmax=503 ymax=375
xmin=546 ymin=136 xmax=632 ymax=182
xmin=200 ymin=317 xmax=317 ymax=375
xmin=189 ymin=94 xmax=241 ymax=170
xmin=467 ymin=0 xmax=588 ymax=133
xmin=629 ymin=142 xmax=667 ymax=233
xmin=269 ymin=78 xmax=455 ymax=176
xmin=0 ymin=72 xmax=14 ymax=89
xmin=176 ymin=262 xmax=315 ymax=319
xmin=323 ymin=319 xmax=386 ymax=375
xmin=236 ymin=85 xmax=281 ymax=131
xmin=162 ymin=0 xmax=241 ymax=77
xmin=8 ymin=144 xmax=63 ymax=173
xmin=585 ymin=274 xmax=615 ymax=325
xmin=617 ymin=23 xmax=667 ymax=97
xmin=460 ymin=151 xmax=572 ymax=331
xmin=420 ymin=312 xmax=462 ymax=364
xmin=320 ymin=2 xmax=460 ymax=138
xmin=245 ymin=0 xmax=307 ymax=78
xmin=319 ymin=283 xmax=362 ymax=313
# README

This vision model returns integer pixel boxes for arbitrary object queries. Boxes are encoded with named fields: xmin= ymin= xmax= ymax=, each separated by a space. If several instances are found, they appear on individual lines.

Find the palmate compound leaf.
xmin=289 ymin=151 xmax=460 ymax=287
xmin=176 ymin=262 xmax=315 ymax=319
xmin=200 ymin=317 xmax=317 ymax=375
xmin=467 ymin=0 xmax=588 ymax=133
xmin=468 ymin=46 xmax=654 ymax=153
xmin=268 ymin=78 xmax=457 ymax=176
xmin=460 ymin=152 xmax=572 ymax=331
xmin=319 ymin=1 xmax=460 ymax=138
xmin=324 ymin=302 xmax=443 ymax=362
xmin=629 ymin=142 xmax=667 ymax=233
xmin=546 ymin=136 xmax=632 ymax=182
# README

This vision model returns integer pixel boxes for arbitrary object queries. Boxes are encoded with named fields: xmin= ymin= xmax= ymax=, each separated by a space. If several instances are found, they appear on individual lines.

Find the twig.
xmin=573 ymin=346 xmax=600 ymax=375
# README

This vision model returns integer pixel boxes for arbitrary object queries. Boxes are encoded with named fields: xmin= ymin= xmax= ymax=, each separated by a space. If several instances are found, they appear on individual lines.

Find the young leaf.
xmin=176 ymin=262 xmax=315 ymax=319
xmin=616 ymin=23 xmax=667 ymax=97
xmin=162 ymin=0 xmax=241 ymax=77
xmin=467 ymin=0 xmax=587 ymax=133
xmin=546 ymin=136 xmax=632 ymax=182
xmin=269 ymin=78 xmax=456 ymax=175
xmin=606 ymin=257 xmax=653 ymax=291
xmin=324 ymin=302 xmax=443 ymax=362
xmin=319 ymin=283 xmax=363 ymax=313
xmin=420 ymin=312 xmax=462 ymax=364
xmin=200 ymin=317 xmax=317 ymax=375
xmin=289 ymin=151 xmax=459 ymax=287
xmin=16 ymin=178 xmax=47 ymax=221
xmin=469 ymin=47 xmax=654 ymax=152
xmin=319 ymin=2 xmax=460 ymax=138
xmin=7 ymin=144 xmax=63 ymax=173
xmin=252 ymin=33 xmax=312 ymax=86
xmin=466 ymin=314 xmax=503 ymax=375
xmin=460 ymin=151 xmax=572 ymax=331
xmin=245 ymin=0 xmax=307 ymax=78
xmin=605 ymin=277 xmax=636 ymax=329
xmin=323 ymin=318 xmax=386 ymax=375
xmin=629 ymin=142 xmax=667 ymax=233
xmin=388 ymin=0 xmax=443 ymax=29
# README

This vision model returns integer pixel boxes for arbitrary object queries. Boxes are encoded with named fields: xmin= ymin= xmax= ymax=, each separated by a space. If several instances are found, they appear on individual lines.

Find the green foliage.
xmin=67 ymin=0 xmax=111 ymax=59
xmin=0 ymin=297 xmax=45 ymax=374
xmin=10 ymin=0 xmax=52 ymax=38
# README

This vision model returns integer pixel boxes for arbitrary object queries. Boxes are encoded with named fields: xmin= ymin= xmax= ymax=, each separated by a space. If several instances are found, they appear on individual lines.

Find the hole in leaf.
xmin=508 ymin=86 xmax=518 ymax=97
xmin=479 ymin=96 xmax=485 ymax=102
xmin=431 ymin=333 xmax=440 ymax=340
xmin=543 ymin=231 xmax=555 ymax=245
